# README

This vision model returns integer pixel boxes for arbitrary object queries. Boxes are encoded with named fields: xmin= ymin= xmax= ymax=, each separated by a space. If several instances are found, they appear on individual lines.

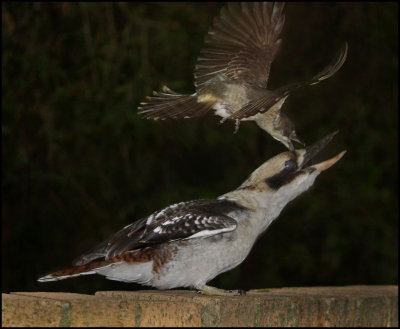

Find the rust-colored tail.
xmin=38 ymin=248 xmax=155 ymax=282
xmin=37 ymin=258 xmax=112 ymax=282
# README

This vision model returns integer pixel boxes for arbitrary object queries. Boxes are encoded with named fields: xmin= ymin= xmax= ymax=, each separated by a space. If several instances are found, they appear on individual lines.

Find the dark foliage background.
xmin=2 ymin=2 xmax=398 ymax=294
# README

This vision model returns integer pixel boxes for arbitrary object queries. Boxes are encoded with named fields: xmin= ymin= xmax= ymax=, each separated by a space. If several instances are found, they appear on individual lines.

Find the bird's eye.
xmin=284 ymin=159 xmax=297 ymax=171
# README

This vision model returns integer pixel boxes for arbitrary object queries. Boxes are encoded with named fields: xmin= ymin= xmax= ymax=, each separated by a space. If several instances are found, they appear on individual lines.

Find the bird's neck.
xmin=218 ymin=188 xmax=289 ymax=230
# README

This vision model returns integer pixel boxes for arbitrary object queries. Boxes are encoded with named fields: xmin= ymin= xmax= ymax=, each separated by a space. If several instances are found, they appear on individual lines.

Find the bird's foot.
xmin=233 ymin=119 xmax=240 ymax=134
xmin=220 ymin=117 xmax=227 ymax=124
xmin=197 ymin=285 xmax=246 ymax=296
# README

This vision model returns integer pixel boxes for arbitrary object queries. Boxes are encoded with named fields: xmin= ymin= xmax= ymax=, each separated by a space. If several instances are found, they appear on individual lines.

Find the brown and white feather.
xmin=194 ymin=2 xmax=285 ymax=89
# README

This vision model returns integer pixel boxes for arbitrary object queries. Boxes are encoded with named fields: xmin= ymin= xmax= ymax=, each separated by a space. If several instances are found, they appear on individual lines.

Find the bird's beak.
xmin=290 ymin=131 xmax=305 ymax=146
xmin=300 ymin=130 xmax=346 ymax=172
xmin=312 ymin=150 xmax=346 ymax=172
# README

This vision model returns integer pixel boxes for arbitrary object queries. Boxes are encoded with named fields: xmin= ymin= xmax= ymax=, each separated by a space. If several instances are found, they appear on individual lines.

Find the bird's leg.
xmin=233 ymin=119 xmax=240 ymax=134
xmin=198 ymin=285 xmax=246 ymax=296
xmin=220 ymin=117 xmax=227 ymax=123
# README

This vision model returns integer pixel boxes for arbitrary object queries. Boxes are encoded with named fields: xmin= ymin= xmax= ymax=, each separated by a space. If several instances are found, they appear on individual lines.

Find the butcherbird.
xmin=138 ymin=2 xmax=348 ymax=151
xmin=38 ymin=131 xmax=345 ymax=296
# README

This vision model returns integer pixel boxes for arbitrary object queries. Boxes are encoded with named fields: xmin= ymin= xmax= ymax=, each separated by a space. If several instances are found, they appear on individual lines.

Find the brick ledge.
xmin=2 ymin=285 xmax=398 ymax=327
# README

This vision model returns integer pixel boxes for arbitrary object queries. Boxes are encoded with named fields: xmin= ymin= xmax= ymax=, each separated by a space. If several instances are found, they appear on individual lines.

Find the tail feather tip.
xmin=37 ymin=274 xmax=57 ymax=282
xmin=37 ymin=269 xmax=96 ymax=282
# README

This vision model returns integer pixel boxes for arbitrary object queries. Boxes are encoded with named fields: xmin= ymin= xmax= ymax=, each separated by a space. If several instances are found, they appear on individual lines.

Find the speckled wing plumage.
xmin=194 ymin=2 xmax=285 ymax=89
xmin=74 ymin=199 xmax=245 ymax=266
xmin=139 ymin=199 xmax=246 ymax=244
xmin=38 ymin=199 xmax=248 ymax=281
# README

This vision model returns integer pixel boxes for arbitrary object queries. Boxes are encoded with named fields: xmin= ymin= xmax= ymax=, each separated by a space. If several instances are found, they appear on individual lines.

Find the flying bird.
xmin=38 ymin=131 xmax=346 ymax=295
xmin=138 ymin=2 xmax=348 ymax=151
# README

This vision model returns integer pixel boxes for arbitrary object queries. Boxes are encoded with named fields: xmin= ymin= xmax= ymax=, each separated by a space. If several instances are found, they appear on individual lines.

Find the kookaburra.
xmin=38 ymin=131 xmax=345 ymax=295
xmin=138 ymin=2 xmax=348 ymax=151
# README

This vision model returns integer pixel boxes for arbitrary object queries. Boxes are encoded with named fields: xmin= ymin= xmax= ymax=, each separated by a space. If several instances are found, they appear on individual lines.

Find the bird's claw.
xmin=198 ymin=285 xmax=246 ymax=296
xmin=230 ymin=289 xmax=246 ymax=296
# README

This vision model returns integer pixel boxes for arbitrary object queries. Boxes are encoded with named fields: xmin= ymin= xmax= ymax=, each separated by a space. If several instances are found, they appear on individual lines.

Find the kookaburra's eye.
xmin=284 ymin=159 xmax=297 ymax=171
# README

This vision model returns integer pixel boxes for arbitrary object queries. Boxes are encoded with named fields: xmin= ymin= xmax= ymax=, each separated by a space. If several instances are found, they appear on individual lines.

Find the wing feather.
xmin=72 ymin=199 xmax=248 ymax=266
xmin=194 ymin=2 xmax=286 ymax=89
xmin=228 ymin=43 xmax=348 ymax=120
xmin=72 ymin=217 xmax=148 ymax=266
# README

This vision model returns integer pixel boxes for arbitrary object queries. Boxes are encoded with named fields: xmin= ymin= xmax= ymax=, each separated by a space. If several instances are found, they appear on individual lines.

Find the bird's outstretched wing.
xmin=73 ymin=199 xmax=247 ymax=266
xmin=228 ymin=43 xmax=348 ymax=120
xmin=194 ymin=2 xmax=285 ymax=89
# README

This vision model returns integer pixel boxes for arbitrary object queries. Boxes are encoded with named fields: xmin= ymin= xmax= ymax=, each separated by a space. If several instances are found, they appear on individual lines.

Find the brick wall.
xmin=2 ymin=285 xmax=398 ymax=327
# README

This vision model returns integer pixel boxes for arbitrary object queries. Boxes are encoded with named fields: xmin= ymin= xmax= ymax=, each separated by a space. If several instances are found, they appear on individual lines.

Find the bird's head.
xmin=238 ymin=131 xmax=346 ymax=206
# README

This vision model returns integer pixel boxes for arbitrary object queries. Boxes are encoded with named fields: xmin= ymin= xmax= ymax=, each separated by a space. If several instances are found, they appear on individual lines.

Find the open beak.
xmin=300 ymin=130 xmax=346 ymax=172
xmin=290 ymin=131 xmax=306 ymax=147
xmin=312 ymin=150 xmax=346 ymax=171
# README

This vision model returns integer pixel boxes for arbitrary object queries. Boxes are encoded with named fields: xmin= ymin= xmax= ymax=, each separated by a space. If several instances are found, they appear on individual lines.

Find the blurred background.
xmin=2 ymin=2 xmax=397 ymax=294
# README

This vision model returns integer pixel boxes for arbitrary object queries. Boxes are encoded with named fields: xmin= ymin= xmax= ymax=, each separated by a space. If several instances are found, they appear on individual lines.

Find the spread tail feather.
xmin=138 ymin=86 xmax=214 ymax=120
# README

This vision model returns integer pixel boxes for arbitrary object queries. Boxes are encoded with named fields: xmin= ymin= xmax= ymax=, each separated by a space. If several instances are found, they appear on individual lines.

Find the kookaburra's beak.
xmin=299 ymin=130 xmax=346 ymax=172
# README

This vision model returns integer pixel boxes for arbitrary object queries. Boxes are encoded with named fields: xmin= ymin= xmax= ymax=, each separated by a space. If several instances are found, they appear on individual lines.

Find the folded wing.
xmin=73 ymin=199 xmax=247 ymax=266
